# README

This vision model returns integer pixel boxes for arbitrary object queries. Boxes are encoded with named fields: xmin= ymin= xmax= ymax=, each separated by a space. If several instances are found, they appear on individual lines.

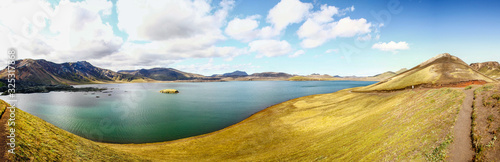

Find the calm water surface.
xmin=1 ymin=81 xmax=375 ymax=143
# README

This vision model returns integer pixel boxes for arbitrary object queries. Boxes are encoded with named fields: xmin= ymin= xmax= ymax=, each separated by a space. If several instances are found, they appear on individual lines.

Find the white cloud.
xmin=90 ymin=40 xmax=248 ymax=71
xmin=267 ymin=0 xmax=312 ymax=31
xmin=289 ymin=50 xmax=305 ymax=58
xmin=249 ymin=39 xmax=292 ymax=58
xmin=298 ymin=15 xmax=372 ymax=48
xmin=0 ymin=0 xmax=122 ymax=63
xmin=310 ymin=5 xmax=339 ymax=23
xmin=372 ymin=41 xmax=409 ymax=53
xmin=331 ymin=17 xmax=371 ymax=38
xmin=117 ymin=0 xmax=233 ymax=41
xmin=225 ymin=0 xmax=313 ymax=41
xmin=225 ymin=15 xmax=261 ymax=42
xmin=104 ymin=0 xmax=244 ymax=70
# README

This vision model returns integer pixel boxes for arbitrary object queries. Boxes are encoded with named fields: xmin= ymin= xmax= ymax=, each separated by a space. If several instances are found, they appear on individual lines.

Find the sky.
xmin=0 ymin=0 xmax=499 ymax=76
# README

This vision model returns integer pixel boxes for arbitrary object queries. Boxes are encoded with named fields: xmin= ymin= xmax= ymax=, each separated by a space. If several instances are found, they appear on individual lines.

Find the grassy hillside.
xmin=0 ymin=101 xmax=148 ymax=161
xmin=470 ymin=61 xmax=500 ymax=80
xmin=471 ymin=84 xmax=500 ymax=161
xmin=355 ymin=53 xmax=497 ymax=92
xmin=104 ymin=88 xmax=464 ymax=161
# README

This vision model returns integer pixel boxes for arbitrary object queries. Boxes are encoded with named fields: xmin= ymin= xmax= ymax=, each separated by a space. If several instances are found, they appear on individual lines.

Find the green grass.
xmin=425 ymin=135 xmax=453 ymax=161
xmin=104 ymin=88 xmax=464 ymax=161
xmin=491 ymin=94 xmax=500 ymax=100
xmin=471 ymin=83 xmax=500 ymax=161
xmin=465 ymin=85 xmax=472 ymax=90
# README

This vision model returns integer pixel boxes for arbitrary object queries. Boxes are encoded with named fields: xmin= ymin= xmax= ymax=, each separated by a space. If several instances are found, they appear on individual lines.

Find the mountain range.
xmin=0 ymin=56 xmax=498 ymax=88
xmin=118 ymin=68 xmax=204 ymax=81
xmin=0 ymin=59 xmax=207 ymax=85
xmin=470 ymin=61 xmax=500 ymax=80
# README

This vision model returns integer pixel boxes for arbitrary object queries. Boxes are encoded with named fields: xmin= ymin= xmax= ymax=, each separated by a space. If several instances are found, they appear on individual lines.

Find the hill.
xmin=0 ymin=59 xmax=146 ymax=85
xmin=250 ymin=72 xmax=292 ymax=78
xmin=354 ymin=53 xmax=497 ymax=92
xmin=340 ymin=68 xmax=407 ymax=81
xmin=118 ymin=68 xmax=204 ymax=81
xmin=222 ymin=70 xmax=249 ymax=77
xmin=288 ymin=74 xmax=340 ymax=81
xmin=470 ymin=61 xmax=500 ymax=80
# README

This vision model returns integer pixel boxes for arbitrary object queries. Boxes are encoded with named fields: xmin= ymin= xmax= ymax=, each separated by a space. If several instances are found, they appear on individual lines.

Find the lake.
xmin=1 ymin=81 xmax=375 ymax=143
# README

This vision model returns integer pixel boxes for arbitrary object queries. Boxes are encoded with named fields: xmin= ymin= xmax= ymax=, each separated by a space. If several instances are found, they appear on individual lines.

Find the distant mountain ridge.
xmin=250 ymin=72 xmax=293 ymax=78
xmin=118 ymin=68 xmax=204 ymax=81
xmin=219 ymin=70 xmax=248 ymax=77
xmin=0 ymin=59 xmax=203 ymax=85
xmin=0 ymin=59 xmax=143 ymax=85
xmin=470 ymin=61 xmax=500 ymax=80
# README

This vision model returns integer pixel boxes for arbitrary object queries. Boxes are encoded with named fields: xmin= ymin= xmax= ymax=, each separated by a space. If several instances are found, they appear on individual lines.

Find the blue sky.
xmin=0 ymin=0 xmax=499 ymax=76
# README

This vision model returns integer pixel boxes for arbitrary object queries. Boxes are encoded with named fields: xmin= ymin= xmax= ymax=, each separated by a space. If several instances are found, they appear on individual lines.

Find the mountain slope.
xmin=470 ymin=61 xmax=500 ymax=80
xmin=354 ymin=53 xmax=497 ymax=92
xmin=222 ymin=70 xmax=248 ymax=77
xmin=250 ymin=72 xmax=293 ymax=78
xmin=0 ymin=59 xmax=143 ymax=85
xmin=118 ymin=68 xmax=204 ymax=81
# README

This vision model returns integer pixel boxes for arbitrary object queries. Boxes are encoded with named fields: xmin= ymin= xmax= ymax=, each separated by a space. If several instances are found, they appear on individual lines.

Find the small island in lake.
xmin=159 ymin=89 xmax=179 ymax=94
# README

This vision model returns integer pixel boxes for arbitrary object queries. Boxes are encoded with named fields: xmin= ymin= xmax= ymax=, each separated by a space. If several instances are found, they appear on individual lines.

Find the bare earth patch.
xmin=471 ymin=84 xmax=500 ymax=161
xmin=447 ymin=86 xmax=475 ymax=161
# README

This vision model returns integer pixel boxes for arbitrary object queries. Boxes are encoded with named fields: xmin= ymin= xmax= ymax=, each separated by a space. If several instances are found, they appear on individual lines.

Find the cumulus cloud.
xmin=249 ymin=39 xmax=292 ymax=58
xmin=294 ymin=3 xmax=372 ymax=48
xmin=117 ymin=0 xmax=233 ymax=41
xmin=0 ymin=0 xmax=122 ymax=62
xmin=225 ymin=15 xmax=261 ymax=42
xmin=103 ymin=0 xmax=246 ymax=70
xmin=298 ymin=14 xmax=372 ymax=48
xmin=289 ymin=50 xmax=305 ymax=58
xmin=267 ymin=0 xmax=312 ymax=31
xmin=226 ymin=0 xmax=313 ymax=42
xmin=372 ymin=41 xmax=409 ymax=53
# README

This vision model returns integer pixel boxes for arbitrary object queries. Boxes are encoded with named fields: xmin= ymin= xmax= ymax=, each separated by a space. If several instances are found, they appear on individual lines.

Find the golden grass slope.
xmin=470 ymin=61 xmax=500 ymax=80
xmin=0 ymin=101 xmax=149 ymax=161
xmin=105 ymin=88 xmax=464 ymax=161
xmin=354 ymin=53 xmax=497 ymax=92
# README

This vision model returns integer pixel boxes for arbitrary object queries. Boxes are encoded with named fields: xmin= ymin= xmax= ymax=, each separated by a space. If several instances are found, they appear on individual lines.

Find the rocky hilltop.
xmin=0 ymin=59 xmax=142 ymax=85
xmin=470 ymin=61 xmax=500 ymax=80
xmin=220 ymin=70 xmax=249 ymax=77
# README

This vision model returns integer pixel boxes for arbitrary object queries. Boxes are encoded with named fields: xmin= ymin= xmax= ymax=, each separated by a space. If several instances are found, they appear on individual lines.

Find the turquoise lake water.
xmin=1 ymin=81 xmax=375 ymax=143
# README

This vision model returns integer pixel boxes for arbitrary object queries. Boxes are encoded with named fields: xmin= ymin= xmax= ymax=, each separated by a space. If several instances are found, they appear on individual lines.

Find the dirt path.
xmin=447 ymin=87 xmax=475 ymax=161
xmin=0 ymin=101 xmax=10 ymax=161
